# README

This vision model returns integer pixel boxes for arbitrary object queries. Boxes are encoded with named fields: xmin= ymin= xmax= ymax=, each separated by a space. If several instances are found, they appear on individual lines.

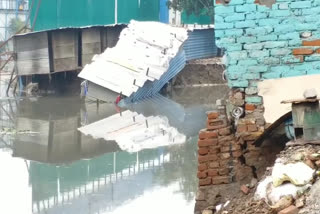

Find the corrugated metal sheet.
xmin=30 ymin=0 xmax=160 ymax=32
xmin=79 ymin=22 xmax=218 ymax=103
xmin=184 ymin=29 xmax=218 ymax=61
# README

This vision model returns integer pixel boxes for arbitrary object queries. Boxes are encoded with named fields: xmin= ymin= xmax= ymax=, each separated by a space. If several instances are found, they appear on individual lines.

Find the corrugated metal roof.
xmin=78 ymin=20 xmax=189 ymax=97
xmin=79 ymin=21 xmax=218 ymax=103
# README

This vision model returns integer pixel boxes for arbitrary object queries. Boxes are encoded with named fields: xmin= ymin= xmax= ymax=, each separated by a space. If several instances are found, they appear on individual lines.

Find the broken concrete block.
xmin=272 ymin=196 xmax=293 ymax=212
xmin=303 ymin=88 xmax=317 ymax=99
xmin=278 ymin=205 xmax=298 ymax=214
xmin=272 ymin=162 xmax=314 ymax=187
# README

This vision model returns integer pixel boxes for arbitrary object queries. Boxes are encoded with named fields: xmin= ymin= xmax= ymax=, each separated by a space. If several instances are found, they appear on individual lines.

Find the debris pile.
xmin=255 ymin=144 xmax=320 ymax=214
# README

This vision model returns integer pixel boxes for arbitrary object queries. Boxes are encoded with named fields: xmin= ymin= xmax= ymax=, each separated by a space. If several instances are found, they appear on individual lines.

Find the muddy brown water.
xmin=0 ymin=86 xmax=229 ymax=214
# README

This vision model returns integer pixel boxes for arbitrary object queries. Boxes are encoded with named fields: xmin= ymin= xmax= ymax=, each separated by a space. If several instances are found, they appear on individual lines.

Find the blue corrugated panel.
xmin=123 ymin=29 xmax=218 ymax=103
xmin=184 ymin=29 xmax=218 ymax=61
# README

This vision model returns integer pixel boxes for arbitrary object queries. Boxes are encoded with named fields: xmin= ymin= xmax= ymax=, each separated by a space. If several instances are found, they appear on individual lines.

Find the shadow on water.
xmin=0 ymin=85 xmax=228 ymax=214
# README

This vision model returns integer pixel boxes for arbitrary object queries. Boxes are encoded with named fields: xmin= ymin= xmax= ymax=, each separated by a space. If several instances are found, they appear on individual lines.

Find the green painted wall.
xmin=181 ymin=12 xmax=212 ymax=25
xmin=30 ymin=0 xmax=160 ymax=31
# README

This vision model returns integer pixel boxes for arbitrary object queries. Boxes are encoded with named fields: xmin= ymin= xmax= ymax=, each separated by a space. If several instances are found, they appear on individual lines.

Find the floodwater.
xmin=0 ymin=86 xmax=228 ymax=214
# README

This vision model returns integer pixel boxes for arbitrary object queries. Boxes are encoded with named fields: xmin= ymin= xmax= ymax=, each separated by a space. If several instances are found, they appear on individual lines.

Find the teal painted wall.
xmin=30 ymin=0 xmax=160 ymax=31
xmin=215 ymin=0 xmax=320 ymax=104
xmin=181 ymin=12 xmax=212 ymax=24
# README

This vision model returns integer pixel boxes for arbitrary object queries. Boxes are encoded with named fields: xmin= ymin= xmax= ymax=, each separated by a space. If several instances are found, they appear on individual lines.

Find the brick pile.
xmin=197 ymin=108 xmax=245 ymax=186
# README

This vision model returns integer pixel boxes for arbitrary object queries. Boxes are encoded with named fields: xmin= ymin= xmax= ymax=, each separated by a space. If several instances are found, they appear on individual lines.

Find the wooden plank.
xmin=53 ymin=45 xmax=76 ymax=59
xmin=15 ymin=32 xmax=48 ymax=51
xmin=17 ymin=58 xmax=50 ymax=75
xmin=82 ymin=43 xmax=101 ymax=54
xmin=82 ymin=28 xmax=100 ymax=43
xmin=17 ymin=48 xmax=49 ymax=61
xmin=54 ymin=58 xmax=78 ymax=72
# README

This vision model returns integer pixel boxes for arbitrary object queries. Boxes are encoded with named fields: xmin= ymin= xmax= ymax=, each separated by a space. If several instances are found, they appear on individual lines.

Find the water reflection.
xmin=0 ymin=87 xmax=227 ymax=214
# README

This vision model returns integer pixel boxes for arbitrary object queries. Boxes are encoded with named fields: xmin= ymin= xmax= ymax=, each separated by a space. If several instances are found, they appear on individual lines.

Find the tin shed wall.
xmin=30 ymin=0 xmax=160 ymax=31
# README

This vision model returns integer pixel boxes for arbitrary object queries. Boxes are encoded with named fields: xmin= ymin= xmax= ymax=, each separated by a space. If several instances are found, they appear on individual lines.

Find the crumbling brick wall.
xmin=215 ymin=0 xmax=320 ymax=104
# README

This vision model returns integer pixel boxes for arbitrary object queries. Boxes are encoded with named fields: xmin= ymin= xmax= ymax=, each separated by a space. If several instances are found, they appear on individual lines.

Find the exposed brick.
xmin=209 ymin=146 xmax=220 ymax=154
xmin=198 ymin=163 xmax=208 ymax=171
xmin=241 ymin=185 xmax=250 ymax=195
xmin=197 ymin=171 xmax=208 ymax=179
xmin=198 ymin=154 xmax=219 ymax=163
xmin=292 ymin=48 xmax=314 ymax=55
xmin=199 ymin=130 xmax=218 ymax=140
xmin=218 ymin=135 xmax=235 ymax=143
xmin=245 ymin=104 xmax=256 ymax=111
xmin=237 ymin=124 xmax=247 ymax=133
xmin=220 ymin=152 xmax=231 ymax=159
xmin=209 ymin=161 xmax=220 ymax=169
xmin=278 ymin=205 xmax=299 ymax=214
xmin=242 ymin=131 xmax=263 ymax=141
xmin=199 ymin=147 xmax=209 ymax=155
xmin=221 ymin=144 xmax=241 ymax=152
xmin=233 ymin=150 xmax=243 ymax=158
xmin=207 ymin=118 xmax=228 ymax=130
xmin=247 ymin=124 xmax=258 ymax=132
xmin=219 ymin=167 xmax=229 ymax=176
xmin=220 ymin=159 xmax=238 ymax=168
xmin=199 ymin=177 xmax=211 ymax=186
xmin=212 ymin=176 xmax=232 ymax=185
xmin=208 ymin=169 xmax=219 ymax=177
xmin=302 ymin=39 xmax=320 ymax=46
xmin=207 ymin=111 xmax=220 ymax=120
xmin=219 ymin=126 xmax=232 ymax=136
xmin=198 ymin=139 xmax=218 ymax=147
xmin=316 ymin=49 xmax=320 ymax=54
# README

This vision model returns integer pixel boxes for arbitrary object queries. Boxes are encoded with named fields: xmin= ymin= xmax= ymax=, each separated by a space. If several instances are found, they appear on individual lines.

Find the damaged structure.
xmin=78 ymin=21 xmax=218 ymax=103
xmin=195 ymin=0 xmax=320 ymax=213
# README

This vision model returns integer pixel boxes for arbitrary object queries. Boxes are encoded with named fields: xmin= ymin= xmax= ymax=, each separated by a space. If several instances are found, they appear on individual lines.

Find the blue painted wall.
xmin=160 ymin=0 xmax=169 ymax=23
xmin=215 ymin=0 xmax=320 ymax=104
